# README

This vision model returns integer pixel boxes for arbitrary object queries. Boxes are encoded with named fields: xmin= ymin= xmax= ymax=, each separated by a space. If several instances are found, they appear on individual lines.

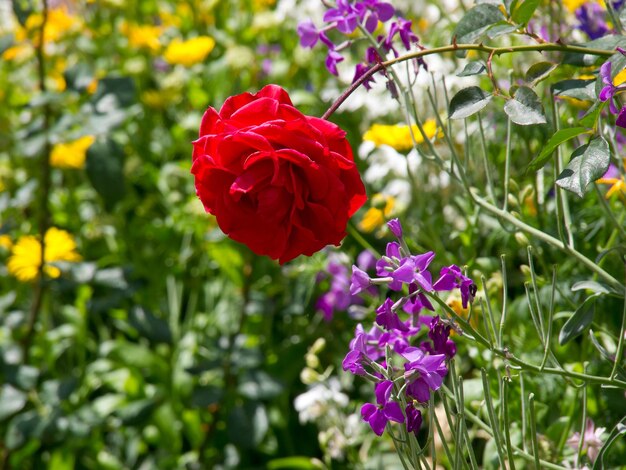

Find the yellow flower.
xmin=253 ymin=0 xmax=276 ymax=10
xmin=563 ymin=0 xmax=586 ymax=12
xmin=86 ymin=78 xmax=98 ymax=94
xmin=359 ymin=194 xmax=395 ymax=232
xmin=22 ymin=7 xmax=80 ymax=45
xmin=614 ymin=68 xmax=626 ymax=86
xmin=1 ymin=44 xmax=32 ymax=62
xmin=597 ymin=176 xmax=626 ymax=202
xmin=8 ymin=228 xmax=81 ymax=282
xmin=120 ymin=22 xmax=162 ymax=52
xmin=0 ymin=235 xmax=12 ymax=251
xmin=363 ymin=119 xmax=442 ymax=151
xmin=50 ymin=136 xmax=96 ymax=169
xmin=164 ymin=37 xmax=215 ymax=67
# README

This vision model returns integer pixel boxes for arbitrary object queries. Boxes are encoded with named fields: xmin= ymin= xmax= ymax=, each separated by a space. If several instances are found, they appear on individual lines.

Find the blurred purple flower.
xmin=297 ymin=20 xmax=320 ymax=47
xmin=575 ymin=4 xmax=609 ymax=39
xmin=325 ymin=50 xmax=344 ymax=75
xmin=323 ymin=0 xmax=360 ymax=34
xmin=566 ymin=418 xmax=606 ymax=463
xmin=386 ymin=18 xmax=418 ymax=50
xmin=350 ymin=265 xmax=371 ymax=295
xmin=387 ymin=218 xmax=403 ymax=238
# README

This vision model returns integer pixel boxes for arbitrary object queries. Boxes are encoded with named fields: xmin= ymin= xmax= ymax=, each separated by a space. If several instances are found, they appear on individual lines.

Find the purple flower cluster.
xmin=297 ymin=0 xmax=421 ymax=88
xmin=573 ymin=1 xmax=624 ymax=40
xmin=599 ymin=59 xmax=626 ymax=128
xmin=343 ymin=218 xmax=475 ymax=437
xmin=316 ymin=251 xmax=376 ymax=321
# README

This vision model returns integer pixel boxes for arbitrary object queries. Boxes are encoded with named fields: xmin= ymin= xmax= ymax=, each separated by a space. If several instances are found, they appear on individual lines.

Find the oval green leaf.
xmin=556 ymin=136 xmax=610 ymax=197
xmin=503 ymin=86 xmax=547 ymax=125
xmin=448 ymin=86 xmax=492 ymax=120
xmin=559 ymin=295 xmax=598 ymax=345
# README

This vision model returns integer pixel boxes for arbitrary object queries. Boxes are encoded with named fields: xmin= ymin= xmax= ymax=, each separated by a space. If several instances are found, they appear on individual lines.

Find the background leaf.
xmin=448 ymin=86 xmax=492 ymax=119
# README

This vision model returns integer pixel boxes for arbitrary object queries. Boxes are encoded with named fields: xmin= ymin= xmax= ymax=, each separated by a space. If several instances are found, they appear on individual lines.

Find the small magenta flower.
xmin=350 ymin=265 xmax=371 ymax=295
xmin=386 ymin=18 xmax=418 ymax=50
xmin=421 ymin=316 xmax=456 ymax=359
xmin=387 ymin=218 xmax=403 ymax=238
xmin=323 ymin=0 xmax=360 ymax=34
xmin=433 ymin=265 xmax=476 ymax=309
xmin=405 ymin=402 xmax=423 ymax=434
xmin=375 ymin=298 xmax=409 ymax=331
xmin=360 ymin=380 xmax=405 ymax=436
xmin=401 ymin=347 xmax=447 ymax=402
xmin=325 ymin=50 xmax=344 ymax=76
xmin=599 ymin=61 xmax=621 ymax=114
xmin=297 ymin=20 xmax=319 ymax=47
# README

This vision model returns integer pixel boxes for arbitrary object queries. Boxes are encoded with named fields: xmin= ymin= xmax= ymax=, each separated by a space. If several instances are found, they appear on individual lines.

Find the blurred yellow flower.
xmin=50 ymin=136 xmax=95 ymax=169
xmin=86 ymin=78 xmax=98 ymax=94
xmin=363 ymin=119 xmax=442 ymax=151
xmin=253 ymin=0 xmax=276 ymax=10
xmin=120 ymin=22 xmax=162 ymax=52
xmin=563 ymin=0 xmax=586 ymax=11
xmin=614 ymin=68 xmax=626 ymax=86
xmin=359 ymin=194 xmax=395 ymax=232
xmin=0 ymin=235 xmax=12 ymax=251
xmin=164 ymin=37 xmax=215 ymax=67
xmin=1 ymin=44 xmax=31 ymax=62
xmin=8 ymin=228 xmax=81 ymax=282
xmin=21 ymin=7 xmax=80 ymax=45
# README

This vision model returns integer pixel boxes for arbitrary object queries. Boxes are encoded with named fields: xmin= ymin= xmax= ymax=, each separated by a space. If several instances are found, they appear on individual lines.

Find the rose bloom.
xmin=192 ymin=85 xmax=366 ymax=264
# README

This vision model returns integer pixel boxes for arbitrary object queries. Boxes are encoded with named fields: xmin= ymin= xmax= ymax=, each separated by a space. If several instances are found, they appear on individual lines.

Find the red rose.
xmin=191 ymin=85 xmax=367 ymax=264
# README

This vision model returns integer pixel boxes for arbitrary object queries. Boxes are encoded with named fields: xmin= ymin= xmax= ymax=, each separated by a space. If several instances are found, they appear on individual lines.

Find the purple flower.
xmin=575 ymin=4 xmax=609 ymax=40
xmin=405 ymin=403 xmax=422 ymax=434
xmin=323 ymin=0 xmax=360 ymax=34
xmin=387 ymin=218 xmax=403 ymax=238
xmin=350 ymin=265 xmax=371 ymax=295
xmin=386 ymin=18 xmax=418 ymax=51
xmin=401 ymin=347 xmax=447 ymax=402
xmin=403 ymin=282 xmax=435 ymax=315
xmin=325 ymin=50 xmax=344 ymax=76
xmin=360 ymin=380 xmax=405 ymax=436
xmin=316 ymin=256 xmax=362 ymax=321
xmin=566 ymin=418 xmax=606 ymax=463
xmin=376 ymin=244 xmax=434 ymax=292
xmin=617 ymin=107 xmax=626 ymax=128
xmin=352 ymin=63 xmax=376 ymax=90
xmin=599 ymin=61 xmax=621 ymax=114
xmin=421 ymin=316 xmax=456 ymax=359
xmin=356 ymin=0 xmax=395 ymax=33
xmin=343 ymin=324 xmax=385 ymax=375
xmin=357 ymin=250 xmax=377 ymax=271
xmin=433 ymin=265 xmax=476 ymax=309
xmin=297 ymin=20 xmax=319 ymax=48
xmin=375 ymin=298 xmax=409 ymax=331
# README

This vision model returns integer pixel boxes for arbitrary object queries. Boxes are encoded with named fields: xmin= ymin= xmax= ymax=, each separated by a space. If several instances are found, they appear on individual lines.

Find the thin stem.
xmin=477 ymin=112 xmax=496 ymax=203
xmin=498 ymin=255 xmax=508 ymax=349
xmin=481 ymin=369 xmax=507 ymax=469
xmin=470 ymin=191 xmax=624 ymax=294
xmin=540 ymin=265 xmax=557 ymax=370
xmin=610 ymin=260 xmax=626 ymax=380
xmin=528 ymin=394 xmax=541 ymax=470
xmin=23 ymin=0 xmax=52 ymax=361
xmin=322 ymin=42 xmax=614 ymax=119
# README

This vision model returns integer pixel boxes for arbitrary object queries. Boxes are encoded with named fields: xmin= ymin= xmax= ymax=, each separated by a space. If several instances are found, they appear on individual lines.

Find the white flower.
xmin=293 ymin=378 xmax=349 ymax=424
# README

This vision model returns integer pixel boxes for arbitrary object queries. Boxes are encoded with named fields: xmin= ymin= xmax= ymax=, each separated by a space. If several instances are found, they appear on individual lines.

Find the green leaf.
xmin=580 ymin=101 xmax=603 ymax=128
xmin=129 ymin=306 xmax=173 ymax=344
xmin=448 ymin=86 xmax=492 ymax=120
xmin=527 ymin=127 xmax=591 ymax=171
xmin=503 ymin=86 xmax=547 ymax=125
xmin=457 ymin=61 xmax=486 ymax=77
xmin=559 ymin=295 xmax=598 ymax=345
xmin=556 ymin=137 xmax=611 ymax=197
xmin=571 ymin=280 xmax=612 ymax=295
xmin=525 ymin=61 xmax=557 ymax=85
xmin=453 ymin=4 xmax=504 ymax=44
xmin=92 ymin=76 xmax=136 ymax=108
xmin=0 ymin=385 xmax=27 ymax=420
xmin=486 ymin=22 xmax=518 ymax=39
xmin=512 ymin=0 xmax=541 ymax=25
xmin=268 ymin=457 xmax=324 ymax=470
xmin=593 ymin=418 xmax=626 ymax=470
xmin=86 ymin=138 xmax=125 ymax=211
xmin=552 ymin=79 xmax=595 ymax=101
